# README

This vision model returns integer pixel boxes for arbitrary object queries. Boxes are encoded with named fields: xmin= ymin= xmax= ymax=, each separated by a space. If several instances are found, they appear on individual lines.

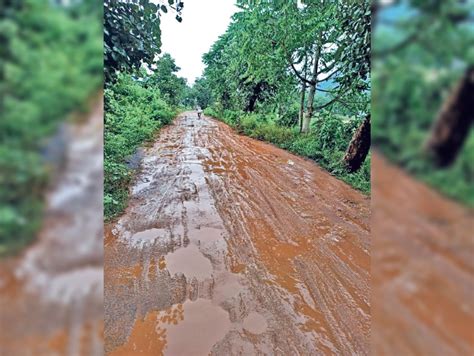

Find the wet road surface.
xmin=0 ymin=99 xmax=104 ymax=355
xmin=105 ymin=113 xmax=371 ymax=355
xmin=372 ymin=153 xmax=474 ymax=355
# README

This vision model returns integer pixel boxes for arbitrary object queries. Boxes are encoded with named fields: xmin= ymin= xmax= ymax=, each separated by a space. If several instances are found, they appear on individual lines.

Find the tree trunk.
xmin=344 ymin=115 xmax=371 ymax=172
xmin=301 ymin=42 xmax=321 ymax=134
xmin=245 ymin=83 xmax=261 ymax=112
xmin=302 ymin=84 xmax=316 ymax=133
xmin=424 ymin=67 xmax=474 ymax=167
xmin=299 ymin=82 xmax=306 ymax=133
xmin=299 ymin=55 xmax=308 ymax=133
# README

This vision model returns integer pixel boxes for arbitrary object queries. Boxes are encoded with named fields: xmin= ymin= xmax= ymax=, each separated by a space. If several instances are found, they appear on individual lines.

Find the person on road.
xmin=196 ymin=106 xmax=203 ymax=119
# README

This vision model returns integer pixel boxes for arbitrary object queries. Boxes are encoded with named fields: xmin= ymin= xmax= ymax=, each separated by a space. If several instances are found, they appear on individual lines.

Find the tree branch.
xmin=317 ymin=60 xmax=337 ymax=75
xmin=314 ymin=89 xmax=348 ymax=110
xmin=318 ymin=67 xmax=340 ymax=82
xmin=289 ymin=60 xmax=315 ymax=85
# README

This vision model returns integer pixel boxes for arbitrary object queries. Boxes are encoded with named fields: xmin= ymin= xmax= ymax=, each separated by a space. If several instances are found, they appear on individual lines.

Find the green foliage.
xmin=373 ymin=0 xmax=474 ymax=206
xmin=336 ymin=1 xmax=371 ymax=91
xmin=183 ymin=78 xmax=213 ymax=109
xmin=104 ymin=73 xmax=176 ymax=220
xmin=104 ymin=0 xmax=183 ymax=81
xmin=197 ymin=1 xmax=371 ymax=194
xmin=144 ymin=54 xmax=187 ymax=107
xmin=0 ymin=0 xmax=102 ymax=256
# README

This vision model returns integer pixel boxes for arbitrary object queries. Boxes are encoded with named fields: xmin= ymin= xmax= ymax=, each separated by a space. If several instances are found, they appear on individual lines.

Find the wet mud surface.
xmin=105 ymin=113 xmax=371 ymax=355
xmin=372 ymin=153 xmax=474 ymax=355
xmin=0 ymin=100 xmax=104 ymax=355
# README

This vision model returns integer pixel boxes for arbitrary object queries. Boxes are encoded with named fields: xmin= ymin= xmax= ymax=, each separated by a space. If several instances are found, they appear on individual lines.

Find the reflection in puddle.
xmin=243 ymin=312 xmax=268 ymax=335
xmin=165 ymin=244 xmax=213 ymax=280
xmin=159 ymin=299 xmax=231 ymax=356
xmin=130 ymin=228 xmax=166 ymax=247
xmin=189 ymin=227 xmax=224 ymax=244
xmin=213 ymin=271 xmax=243 ymax=303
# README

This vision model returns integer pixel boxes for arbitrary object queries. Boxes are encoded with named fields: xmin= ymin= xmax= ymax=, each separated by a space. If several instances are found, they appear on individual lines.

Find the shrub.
xmin=0 ymin=1 xmax=102 ymax=255
xmin=104 ymin=73 xmax=176 ymax=220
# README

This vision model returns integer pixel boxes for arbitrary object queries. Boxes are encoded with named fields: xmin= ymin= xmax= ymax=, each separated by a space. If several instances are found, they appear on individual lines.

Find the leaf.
xmin=161 ymin=5 xmax=168 ymax=13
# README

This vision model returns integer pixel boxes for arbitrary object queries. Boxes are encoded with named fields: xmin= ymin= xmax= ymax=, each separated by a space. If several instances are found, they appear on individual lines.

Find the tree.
xmin=145 ymin=53 xmax=187 ymax=107
xmin=424 ymin=67 xmax=474 ymax=167
xmin=372 ymin=0 xmax=474 ymax=204
xmin=187 ymin=78 xmax=213 ymax=108
xmin=344 ymin=115 xmax=371 ymax=172
xmin=104 ymin=0 xmax=183 ymax=81
xmin=234 ymin=0 xmax=371 ymax=133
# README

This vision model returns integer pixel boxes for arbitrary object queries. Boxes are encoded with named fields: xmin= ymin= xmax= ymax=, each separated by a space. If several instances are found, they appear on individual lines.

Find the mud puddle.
xmin=105 ymin=113 xmax=370 ymax=355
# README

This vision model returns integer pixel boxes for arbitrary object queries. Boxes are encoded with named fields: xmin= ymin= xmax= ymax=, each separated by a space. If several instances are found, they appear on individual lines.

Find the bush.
xmin=0 ymin=1 xmax=102 ymax=256
xmin=104 ymin=74 xmax=176 ymax=220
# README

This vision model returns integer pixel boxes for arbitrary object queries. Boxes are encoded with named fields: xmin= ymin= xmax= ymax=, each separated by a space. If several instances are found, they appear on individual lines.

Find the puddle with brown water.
xmin=165 ymin=244 xmax=213 ymax=280
xmin=243 ymin=312 xmax=268 ymax=334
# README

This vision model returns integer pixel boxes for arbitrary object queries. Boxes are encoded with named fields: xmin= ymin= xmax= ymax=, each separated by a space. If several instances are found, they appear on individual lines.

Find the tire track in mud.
xmin=372 ymin=153 xmax=474 ymax=355
xmin=105 ymin=113 xmax=370 ymax=355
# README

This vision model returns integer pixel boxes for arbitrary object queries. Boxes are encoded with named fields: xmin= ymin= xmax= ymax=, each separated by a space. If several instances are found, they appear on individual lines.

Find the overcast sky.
xmin=160 ymin=0 xmax=238 ymax=84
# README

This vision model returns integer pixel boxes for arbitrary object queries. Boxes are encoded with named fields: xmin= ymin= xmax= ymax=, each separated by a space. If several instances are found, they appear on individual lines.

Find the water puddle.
xmin=212 ymin=271 xmax=244 ymax=303
xmin=188 ymin=227 xmax=224 ymax=245
xmin=159 ymin=299 xmax=231 ymax=355
xmin=243 ymin=312 xmax=268 ymax=334
xmin=129 ymin=228 xmax=166 ymax=247
xmin=165 ymin=244 xmax=213 ymax=280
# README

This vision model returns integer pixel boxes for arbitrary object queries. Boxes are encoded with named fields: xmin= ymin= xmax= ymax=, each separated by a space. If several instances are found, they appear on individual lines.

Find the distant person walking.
xmin=196 ymin=106 xmax=203 ymax=119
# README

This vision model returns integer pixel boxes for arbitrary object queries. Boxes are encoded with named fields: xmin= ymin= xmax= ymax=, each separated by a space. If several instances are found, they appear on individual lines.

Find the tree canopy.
xmin=104 ymin=0 xmax=184 ymax=81
xmin=199 ymin=0 xmax=371 ymax=133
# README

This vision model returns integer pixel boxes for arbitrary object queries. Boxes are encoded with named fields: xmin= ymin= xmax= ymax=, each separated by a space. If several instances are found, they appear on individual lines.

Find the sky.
xmin=160 ymin=0 xmax=238 ymax=85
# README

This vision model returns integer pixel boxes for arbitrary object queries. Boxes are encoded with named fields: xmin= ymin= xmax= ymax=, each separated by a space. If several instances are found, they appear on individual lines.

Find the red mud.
xmin=372 ymin=152 xmax=474 ymax=355
xmin=105 ymin=113 xmax=370 ymax=355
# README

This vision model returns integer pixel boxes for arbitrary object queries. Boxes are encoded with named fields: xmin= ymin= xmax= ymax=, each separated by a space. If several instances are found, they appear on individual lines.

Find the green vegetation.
xmin=373 ymin=1 xmax=474 ymax=206
xmin=194 ymin=0 xmax=371 ymax=193
xmin=104 ymin=0 xmax=183 ymax=81
xmin=104 ymin=73 xmax=176 ymax=220
xmin=104 ymin=1 xmax=185 ymax=221
xmin=0 ymin=0 xmax=102 ymax=255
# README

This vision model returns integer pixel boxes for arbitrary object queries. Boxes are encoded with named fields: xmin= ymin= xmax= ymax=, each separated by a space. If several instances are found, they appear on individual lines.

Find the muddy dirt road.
xmin=372 ymin=153 xmax=474 ymax=355
xmin=105 ymin=113 xmax=370 ymax=355
xmin=0 ymin=100 xmax=104 ymax=355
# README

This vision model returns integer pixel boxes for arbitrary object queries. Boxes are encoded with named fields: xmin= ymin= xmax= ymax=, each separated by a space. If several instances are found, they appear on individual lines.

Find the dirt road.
xmin=372 ymin=153 xmax=474 ymax=355
xmin=105 ymin=113 xmax=370 ymax=355
xmin=0 ymin=100 xmax=104 ymax=355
